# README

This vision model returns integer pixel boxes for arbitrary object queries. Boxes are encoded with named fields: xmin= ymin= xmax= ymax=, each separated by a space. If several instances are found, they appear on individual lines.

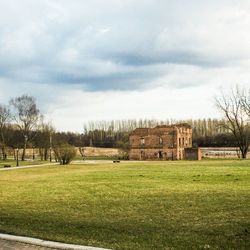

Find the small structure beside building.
xmin=184 ymin=148 xmax=202 ymax=160
xmin=129 ymin=124 xmax=200 ymax=160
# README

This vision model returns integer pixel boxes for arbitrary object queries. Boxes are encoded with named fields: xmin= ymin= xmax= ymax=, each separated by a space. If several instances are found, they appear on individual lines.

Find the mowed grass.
xmin=0 ymin=160 xmax=249 ymax=250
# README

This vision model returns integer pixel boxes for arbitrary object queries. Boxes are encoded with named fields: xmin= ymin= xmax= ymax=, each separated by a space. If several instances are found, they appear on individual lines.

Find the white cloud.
xmin=0 ymin=0 xmax=250 ymax=131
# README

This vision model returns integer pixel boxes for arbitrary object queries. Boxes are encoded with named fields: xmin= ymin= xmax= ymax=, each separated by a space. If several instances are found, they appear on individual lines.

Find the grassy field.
xmin=0 ymin=159 xmax=50 ymax=168
xmin=0 ymin=160 xmax=249 ymax=250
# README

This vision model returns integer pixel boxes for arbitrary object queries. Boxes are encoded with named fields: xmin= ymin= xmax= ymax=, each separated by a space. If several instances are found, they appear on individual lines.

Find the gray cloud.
xmin=101 ymin=50 xmax=226 ymax=68
xmin=0 ymin=0 xmax=250 ymax=92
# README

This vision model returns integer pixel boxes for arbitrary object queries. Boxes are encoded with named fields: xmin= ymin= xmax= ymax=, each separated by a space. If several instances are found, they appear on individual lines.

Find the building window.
xmin=179 ymin=138 xmax=181 ymax=146
xmin=189 ymin=138 xmax=191 ymax=146
xmin=140 ymin=138 xmax=145 ymax=145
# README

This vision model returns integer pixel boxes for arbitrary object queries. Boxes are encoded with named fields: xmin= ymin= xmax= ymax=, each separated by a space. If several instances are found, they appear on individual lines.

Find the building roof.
xmin=130 ymin=123 xmax=191 ymax=136
xmin=130 ymin=128 xmax=149 ymax=136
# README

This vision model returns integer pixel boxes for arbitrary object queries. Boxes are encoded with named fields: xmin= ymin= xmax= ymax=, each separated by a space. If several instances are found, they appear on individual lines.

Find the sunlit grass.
xmin=0 ymin=160 xmax=249 ymax=249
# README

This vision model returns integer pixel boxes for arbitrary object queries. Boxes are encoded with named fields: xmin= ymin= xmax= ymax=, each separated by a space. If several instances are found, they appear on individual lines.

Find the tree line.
xmin=0 ymin=95 xmax=77 ymax=162
xmin=0 ymin=116 xmax=237 ymax=160
xmin=82 ymin=118 xmax=237 ymax=149
xmin=1 ymin=85 xmax=249 ymax=160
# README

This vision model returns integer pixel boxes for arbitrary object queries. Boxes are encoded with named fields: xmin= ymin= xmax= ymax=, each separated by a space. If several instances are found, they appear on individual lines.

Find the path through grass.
xmin=0 ymin=159 xmax=50 ymax=168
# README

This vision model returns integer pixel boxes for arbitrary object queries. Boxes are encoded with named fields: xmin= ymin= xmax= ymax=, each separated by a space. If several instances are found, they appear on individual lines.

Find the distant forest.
xmin=81 ymin=119 xmax=236 ymax=149
xmin=2 ymin=118 xmax=236 ymax=151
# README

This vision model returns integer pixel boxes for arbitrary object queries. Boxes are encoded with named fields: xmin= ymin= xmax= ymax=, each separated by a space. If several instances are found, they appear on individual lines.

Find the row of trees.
xmin=0 ymin=95 xmax=77 ymax=164
xmin=1 ymin=85 xmax=249 ymax=161
xmin=81 ymin=85 xmax=250 ymax=159
xmin=81 ymin=118 xmax=237 ymax=149
xmin=1 ymin=117 xmax=235 ymax=160
xmin=1 ymin=97 xmax=238 ymax=158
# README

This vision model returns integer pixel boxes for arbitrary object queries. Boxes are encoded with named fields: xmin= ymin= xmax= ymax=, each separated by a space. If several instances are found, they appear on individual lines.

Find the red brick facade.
xmin=129 ymin=124 xmax=193 ymax=160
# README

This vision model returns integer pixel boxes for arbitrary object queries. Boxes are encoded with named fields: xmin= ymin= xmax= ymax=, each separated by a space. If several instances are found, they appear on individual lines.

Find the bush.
xmin=53 ymin=144 xmax=76 ymax=165
xmin=117 ymin=149 xmax=129 ymax=160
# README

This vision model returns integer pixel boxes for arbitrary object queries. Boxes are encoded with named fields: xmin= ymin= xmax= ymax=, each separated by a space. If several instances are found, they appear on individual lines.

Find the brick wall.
xmin=129 ymin=124 xmax=193 ymax=160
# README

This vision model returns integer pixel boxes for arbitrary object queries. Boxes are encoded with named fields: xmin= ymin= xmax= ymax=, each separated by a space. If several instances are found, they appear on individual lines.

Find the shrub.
xmin=53 ymin=144 xmax=76 ymax=165
xmin=118 ymin=149 xmax=129 ymax=160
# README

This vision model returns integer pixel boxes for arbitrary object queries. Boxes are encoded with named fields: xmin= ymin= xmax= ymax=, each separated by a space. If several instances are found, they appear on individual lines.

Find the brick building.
xmin=129 ymin=124 xmax=195 ymax=160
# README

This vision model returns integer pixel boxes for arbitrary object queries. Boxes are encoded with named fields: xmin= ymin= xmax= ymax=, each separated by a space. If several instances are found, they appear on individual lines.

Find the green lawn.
xmin=0 ymin=159 xmax=50 ymax=168
xmin=0 ymin=160 xmax=249 ymax=250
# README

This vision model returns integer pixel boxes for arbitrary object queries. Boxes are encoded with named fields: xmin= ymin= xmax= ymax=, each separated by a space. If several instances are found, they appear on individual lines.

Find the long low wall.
xmin=1 ymin=147 xmax=120 ymax=159
xmin=200 ymin=147 xmax=250 ymax=158
xmin=2 ymin=146 xmax=249 ymax=159
xmin=79 ymin=147 xmax=119 ymax=157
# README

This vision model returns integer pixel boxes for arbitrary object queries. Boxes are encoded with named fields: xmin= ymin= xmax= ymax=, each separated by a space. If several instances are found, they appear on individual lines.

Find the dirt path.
xmin=0 ymin=163 xmax=59 ymax=171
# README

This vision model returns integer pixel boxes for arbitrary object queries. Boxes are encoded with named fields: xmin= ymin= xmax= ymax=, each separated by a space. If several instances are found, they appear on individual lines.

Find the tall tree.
xmin=34 ymin=121 xmax=55 ymax=161
xmin=0 ymin=104 xmax=10 ymax=160
xmin=10 ymin=95 xmax=41 ymax=160
xmin=216 ymin=86 xmax=250 ymax=158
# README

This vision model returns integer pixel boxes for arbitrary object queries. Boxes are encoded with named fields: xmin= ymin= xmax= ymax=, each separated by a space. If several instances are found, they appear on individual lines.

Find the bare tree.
xmin=216 ymin=86 xmax=250 ymax=158
xmin=10 ymin=95 xmax=41 ymax=160
xmin=53 ymin=144 xmax=76 ymax=165
xmin=34 ymin=120 xmax=55 ymax=161
xmin=0 ymin=104 xmax=10 ymax=160
xmin=241 ymin=88 xmax=250 ymax=118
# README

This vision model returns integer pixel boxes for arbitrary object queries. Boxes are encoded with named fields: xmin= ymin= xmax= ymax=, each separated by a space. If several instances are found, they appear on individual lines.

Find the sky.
xmin=0 ymin=0 xmax=250 ymax=132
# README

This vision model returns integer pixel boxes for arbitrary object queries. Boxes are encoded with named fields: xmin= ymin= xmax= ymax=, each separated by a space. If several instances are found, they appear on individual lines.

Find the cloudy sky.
xmin=0 ymin=0 xmax=250 ymax=132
